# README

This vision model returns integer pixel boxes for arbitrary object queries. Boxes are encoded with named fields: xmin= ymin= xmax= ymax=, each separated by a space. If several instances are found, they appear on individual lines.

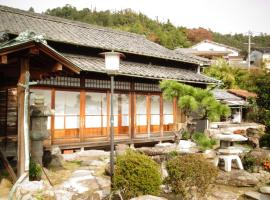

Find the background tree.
xmin=44 ymin=5 xmax=270 ymax=51
xmin=204 ymin=58 xmax=249 ymax=89
xmin=187 ymin=27 xmax=213 ymax=44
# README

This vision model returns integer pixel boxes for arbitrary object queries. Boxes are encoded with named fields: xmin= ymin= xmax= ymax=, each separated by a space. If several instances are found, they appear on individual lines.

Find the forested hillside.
xmin=43 ymin=5 xmax=270 ymax=53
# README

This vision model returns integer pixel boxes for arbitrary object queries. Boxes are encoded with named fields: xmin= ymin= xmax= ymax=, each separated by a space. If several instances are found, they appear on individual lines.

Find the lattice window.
xmin=85 ymin=79 xmax=110 ymax=89
xmin=134 ymin=83 xmax=161 ymax=92
xmin=37 ymin=77 xmax=80 ymax=87
xmin=85 ymin=79 xmax=131 ymax=90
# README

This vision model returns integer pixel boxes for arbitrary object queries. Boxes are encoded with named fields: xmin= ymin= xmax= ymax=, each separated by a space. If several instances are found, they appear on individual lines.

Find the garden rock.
xmin=260 ymin=186 xmax=270 ymax=194
xmin=115 ymin=144 xmax=129 ymax=156
xmin=253 ymin=170 xmax=270 ymax=185
xmin=216 ymin=170 xmax=259 ymax=187
xmin=210 ymin=190 xmax=238 ymax=200
xmin=48 ymin=154 xmax=63 ymax=168
xmin=130 ymin=195 xmax=167 ymax=200
xmin=54 ymin=189 xmax=75 ymax=200
xmin=249 ymin=149 xmax=270 ymax=160
xmin=245 ymin=191 xmax=270 ymax=200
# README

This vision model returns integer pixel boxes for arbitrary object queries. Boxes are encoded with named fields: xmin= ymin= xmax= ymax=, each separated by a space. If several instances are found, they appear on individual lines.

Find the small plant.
xmin=114 ymin=150 xmax=162 ymax=199
xmin=29 ymin=160 xmax=42 ymax=181
xmin=165 ymin=154 xmax=218 ymax=199
xmin=191 ymin=132 xmax=216 ymax=151
xmin=242 ymin=154 xmax=257 ymax=172
xmin=181 ymin=131 xmax=191 ymax=140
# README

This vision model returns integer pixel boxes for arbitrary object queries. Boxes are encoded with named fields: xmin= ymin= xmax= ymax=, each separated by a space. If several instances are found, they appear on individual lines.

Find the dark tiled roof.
xmin=64 ymin=54 xmax=218 ymax=84
xmin=0 ymin=5 xmax=209 ymax=65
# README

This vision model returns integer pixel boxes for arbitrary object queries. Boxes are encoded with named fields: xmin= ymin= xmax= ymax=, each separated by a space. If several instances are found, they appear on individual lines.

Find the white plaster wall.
xmin=192 ymin=42 xmax=239 ymax=57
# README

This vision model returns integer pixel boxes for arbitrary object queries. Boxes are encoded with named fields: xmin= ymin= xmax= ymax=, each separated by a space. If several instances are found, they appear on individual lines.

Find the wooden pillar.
xmin=173 ymin=97 xmax=177 ymax=130
xmin=50 ymin=89 xmax=55 ymax=145
xmin=17 ymin=57 xmax=29 ymax=177
xmin=130 ymin=81 xmax=135 ymax=141
xmin=160 ymin=94 xmax=164 ymax=137
xmin=146 ymin=94 xmax=151 ymax=137
xmin=106 ymin=91 xmax=110 ymax=138
xmin=80 ymin=90 xmax=85 ymax=142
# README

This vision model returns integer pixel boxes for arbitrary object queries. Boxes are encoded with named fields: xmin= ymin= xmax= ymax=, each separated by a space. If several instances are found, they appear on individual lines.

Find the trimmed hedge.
xmin=113 ymin=150 xmax=162 ymax=199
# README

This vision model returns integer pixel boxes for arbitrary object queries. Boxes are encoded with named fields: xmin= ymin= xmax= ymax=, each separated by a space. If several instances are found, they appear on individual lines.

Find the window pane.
xmin=136 ymin=95 xmax=146 ymax=114
xmin=164 ymin=115 xmax=173 ymax=124
xmin=151 ymin=96 xmax=160 ymax=115
xmin=85 ymin=93 xmax=107 ymax=115
xmin=55 ymin=91 xmax=65 ymax=114
xmin=137 ymin=115 xmax=147 ymax=125
xmin=163 ymin=100 xmax=173 ymax=114
xmin=151 ymin=115 xmax=160 ymax=125
xmin=65 ymin=92 xmax=80 ymax=115
xmin=66 ymin=116 xmax=79 ymax=128
xmin=55 ymin=116 xmax=64 ymax=129
xmin=85 ymin=116 xmax=101 ymax=128
xmin=121 ymin=94 xmax=129 ymax=115
xmin=55 ymin=91 xmax=80 ymax=129
xmin=122 ymin=115 xmax=129 ymax=126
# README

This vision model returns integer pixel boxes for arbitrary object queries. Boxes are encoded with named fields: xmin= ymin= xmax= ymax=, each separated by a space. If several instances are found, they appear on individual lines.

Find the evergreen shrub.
xmin=165 ymin=154 xmax=218 ymax=199
xmin=114 ymin=150 xmax=162 ymax=199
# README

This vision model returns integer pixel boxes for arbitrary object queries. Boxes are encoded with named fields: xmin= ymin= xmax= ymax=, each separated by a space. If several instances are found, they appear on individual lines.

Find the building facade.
xmin=0 ymin=5 xmax=217 ymax=150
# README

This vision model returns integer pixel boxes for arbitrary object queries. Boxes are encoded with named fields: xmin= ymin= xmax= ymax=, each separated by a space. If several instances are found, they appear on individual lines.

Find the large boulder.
xmin=216 ymin=170 xmax=259 ymax=187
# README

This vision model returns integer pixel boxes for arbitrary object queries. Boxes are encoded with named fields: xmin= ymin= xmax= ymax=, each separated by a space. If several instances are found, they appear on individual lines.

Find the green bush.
xmin=191 ymin=132 xmax=217 ymax=151
xmin=242 ymin=154 xmax=257 ymax=172
xmin=260 ymin=133 xmax=270 ymax=148
xmin=181 ymin=131 xmax=191 ymax=140
xmin=166 ymin=154 xmax=218 ymax=199
xmin=114 ymin=150 xmax=162 ymax=199
xmin=29 ymin=160 xmax=42 ymax=181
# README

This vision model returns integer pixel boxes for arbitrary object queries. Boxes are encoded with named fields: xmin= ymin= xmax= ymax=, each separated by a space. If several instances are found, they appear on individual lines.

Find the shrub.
xmin=191 ymin=132 xmax=217 ymax=151
xmin=260 ymin=133 xmax=270 ymax=148
xmin=29 ymin=160 xmax=42 ymax=181
xmin=242 ymin=154 xmax=257 ymax=172
xmin=114 ymin=150 xmax=162 ymax=199
xmin=165 ymin=154 xmax=218 ymax=199
xmin=181 ymin=131 xmax=191 ymax=140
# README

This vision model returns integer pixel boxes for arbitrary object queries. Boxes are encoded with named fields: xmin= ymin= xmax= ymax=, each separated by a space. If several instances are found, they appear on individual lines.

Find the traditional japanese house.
xmin=0 ymin=5 xmax=218 ymax=152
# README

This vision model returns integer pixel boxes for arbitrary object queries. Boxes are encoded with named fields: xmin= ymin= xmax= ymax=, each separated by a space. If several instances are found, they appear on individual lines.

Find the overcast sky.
xmin=0 ymin=0 xmax=269 ymax=35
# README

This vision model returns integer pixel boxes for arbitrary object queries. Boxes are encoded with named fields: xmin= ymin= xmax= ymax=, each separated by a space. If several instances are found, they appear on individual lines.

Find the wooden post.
xmin=160 ymin=94 xmax=164 ymax=137
xmin=80 ymin=90 xmax=85 ymax=142
xmin=147 ymin=94 xmax=151 ymax=137
xmin=17 ymin=57 xmax=29 ymax=177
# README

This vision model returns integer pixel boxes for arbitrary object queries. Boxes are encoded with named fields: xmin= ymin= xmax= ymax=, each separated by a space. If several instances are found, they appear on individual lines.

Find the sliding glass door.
xmin=54 ymin=91 xmax=80 ymax=139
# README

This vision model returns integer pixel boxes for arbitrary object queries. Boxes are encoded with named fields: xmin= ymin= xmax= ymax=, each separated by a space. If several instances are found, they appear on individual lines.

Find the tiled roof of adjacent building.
xmin=0 ymin=5 xmax=210 ymax=65
xmin=227 ymin=89 xmax=257 ymax=99
xmin=64 ymin=54 xmax=218 ymax=84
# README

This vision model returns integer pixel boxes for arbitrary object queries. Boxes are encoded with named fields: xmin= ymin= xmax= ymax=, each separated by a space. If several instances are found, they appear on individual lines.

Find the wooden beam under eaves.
xmin=28 ymin=47 xmax=39 ymax=56
xmin=0 ymin=55 xmax=7 ymax=64
xmin=52 ymin=62 xmax=63 ymax=72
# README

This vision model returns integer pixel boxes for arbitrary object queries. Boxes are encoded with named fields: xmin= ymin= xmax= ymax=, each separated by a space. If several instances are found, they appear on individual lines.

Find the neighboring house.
xmin=175 ymin=40 xmax=244 ymax=66
xmin=212 ymin=89 xmax=247 ymax=123
xmin=250 ymin=48 xmax=270 ymax=70
xmin=0 ymin=5 xmax=217 ymax=153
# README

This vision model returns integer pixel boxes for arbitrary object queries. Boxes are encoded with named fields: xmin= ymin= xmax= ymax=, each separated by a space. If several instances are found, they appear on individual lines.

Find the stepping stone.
xmin=245 ymin=191 xmax=270 ymax=200
xmin=260 ymin=186 xmax=270 ymax=194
